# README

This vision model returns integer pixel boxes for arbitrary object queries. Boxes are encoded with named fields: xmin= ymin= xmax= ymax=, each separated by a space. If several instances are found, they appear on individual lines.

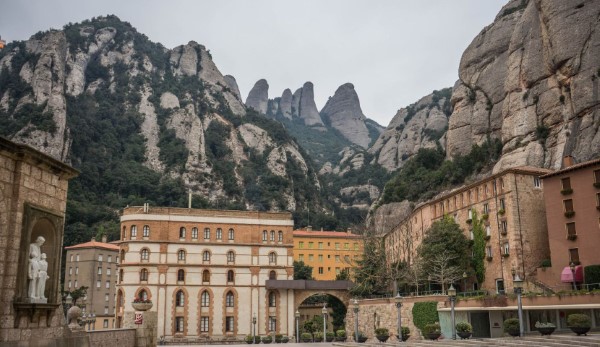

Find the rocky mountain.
xmin=245 ymin=78 xmax=268 ymax=114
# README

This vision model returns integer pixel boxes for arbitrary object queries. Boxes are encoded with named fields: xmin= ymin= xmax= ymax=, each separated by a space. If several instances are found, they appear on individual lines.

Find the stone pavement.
xmin=164 ymin=344 xmax=335 ymax=347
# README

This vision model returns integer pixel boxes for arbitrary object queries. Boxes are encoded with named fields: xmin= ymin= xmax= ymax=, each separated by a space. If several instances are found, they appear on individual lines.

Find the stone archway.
xmin=293 ymin=290 xmax=352 ymax=310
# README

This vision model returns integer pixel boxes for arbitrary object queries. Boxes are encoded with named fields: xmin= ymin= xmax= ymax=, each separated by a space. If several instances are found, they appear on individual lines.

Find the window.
xmin=201 ymin=291 xmax=210 ymax=307
xmin=269 ymin=316 xmax=276 ymax=331
xmin=105 ymin=281 xmax=110 ymax=289
xmin=502 ymin=242 xmax=510 ymax=255
xmin=175 ymin=317 xmax=184 ymax=333
xmin=344 ymin=255 xmax=350 ymax=263
xmin=226 ymin=291 xmax=234 ymax=307
xmin=335 ymin=268 xmax=340 ymax=274
xmin=140 ymin=268 xmax=148 ymax=281
xmin=335 ymin=243 xmax=340 ymax=250
xmin=96 ymin=280 xmax=101 ymax=288
xmin=103 ymin=319 xmax=108 ymax=328
xmin=318 ymin=254 xmax=323 ymax=262
xmin=308 ymin=254 xmax=314 ymax=262
xmin=483 ymin=204 xmax=489 ymax=214
xmin=278 ymin=231 xmax=283 ymax=242
xmin=227 ymin=270 xmax=235 ymax=282
xmin=298 ymin=254 xmax=304 ymax=261
xmin=204 ymin=228 xmax=210 ymax=240
xmin=138 ymin=290 xmax=148 ymax=301
xmin=176 ymin=290 xmax=185 ymax=307
xmin=140 ymin=248 xmax=149 ymax=261
xmin=269 ymin=292 xmax=276 ymax=307
xmin=108 ymin=255 xmax=112 ymax=263
xmin=228 ymin=228 xmax=235 ymax=240
xmin=98 ymin=255 xmax=103 ymax=262
xmin=226 ymin=316 xmax=234 ymax=332
xmin=227 ymin=251 xmax=235 ymax=263
xmin=344 ymin=243 xmax=349 ymax=249
xmin=309 ymin=242 xmax=314 ymax=249
xmin=143 ymin=225 xmax=150 ymax=237
xmin=335 ymin=255 xmax=340 ymax=263
xmin=561 ymin=177 xmax=572 ymax=190
xmin=533 ymin=176 xmax=541 ymax=188
xmin=216 ymin=228 xmax=222 ymax=240
xmin=318 ymin=267 xmax=323 ymax=274
xmin=179 ymin=227 xmax=186 ymax=239
xmin=270 ymin=230 xmax=275 ymax=241
xmin=594 ymin=170 xmax=600 ymax=183
xmin=597 ymin=193 xmax=600 ymax=208
xmin=68 ymin=280 xmax=71 ymax=288
xmin=299 ymin=241 xmax=304 ymax=249
xmin=130 ymin=225 xmax=137 ymax=238
xmin=470 ymin=230 xmax=474 ymax=240
xmin=191 ymin=227 xmax=198 ymax=239
xmin=468 ymin=209 xmax=473 ymax=220
xmin=69 ymin=267 xmax=72 ymax=275
xmin=269 ymin=252 xmax=277 ymax=264
xmin=269 ymin=271 xmax=276 ymax=280
xmin=569 ymin=248 xmax=580 ymax=263
xmin=119 ymin=269 xmax=123 ymax=283
xmin=75 ymin=280 xmax=78 ymax=287
xmin=202 ymin=270 xmax=210 ymax=283
xmin=566 ymin=222 xmax=577 ymax=236
xmin=178 ymin=250 xmax=186 ymax=261
xmin=70 ymin=255 xmax=73 ymax=262
xmin=354 ymin=243 xmax=359 ymax=250
xmin=500 ymin=221 xmax=506 ymax=234
xmin=499 ymin=198 xmax=505 ymax=210
xmin=97 ymin=267 xmax=102 ymax=275
xmin=200 ymin=317 xmax=209 ymax=332
xmin=486 ymin=246 xmax=493 ymax=258
xmin=105 ymin=293 xmax=109 ymax=302
xmin=263 ymin=230 xmax=268 ymax=241
xmin=202 ymin=250 xmax=210 ymax=262
xmin=564 ymin=199 xmax=574 ymax=213
xmin=177 ymin=269 xmax=185 ymax=282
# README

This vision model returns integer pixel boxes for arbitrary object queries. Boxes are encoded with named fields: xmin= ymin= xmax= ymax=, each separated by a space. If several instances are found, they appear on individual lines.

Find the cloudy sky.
xmin=1 ymin=0 xmax=507 ymax=126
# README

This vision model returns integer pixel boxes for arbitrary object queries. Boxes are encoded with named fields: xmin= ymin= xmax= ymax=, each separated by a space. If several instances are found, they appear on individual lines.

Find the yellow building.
xmin=293 ymin=228 xmax=363 ymax=280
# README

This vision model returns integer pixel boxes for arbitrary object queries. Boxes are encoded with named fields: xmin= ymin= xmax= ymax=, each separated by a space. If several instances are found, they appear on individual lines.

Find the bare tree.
xmin=402 ymin=258 xmax=424 ymax=296
xmin=428 ymin=251 xmax=463 ymax=293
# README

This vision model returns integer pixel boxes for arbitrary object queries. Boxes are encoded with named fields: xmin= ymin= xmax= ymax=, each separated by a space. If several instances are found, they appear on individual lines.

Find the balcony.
xmin=564 ymin=211 xmax=575 ymax=218
xmin=561 ymin=188 xmax=573 ymax=195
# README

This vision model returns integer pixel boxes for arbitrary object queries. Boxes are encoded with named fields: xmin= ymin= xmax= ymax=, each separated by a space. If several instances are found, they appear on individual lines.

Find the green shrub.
xmin=503 ymin=318 xmax=520 ymax=333
xmin=336 ymin=330 xmax=346 ymax=338
xmin=281 ymin=336 xmax=289 ymax=343
xmin=535 ymin=321 xmax=556 ymax=328
xmin=313 ymin=332 xmax=323 ymax=342
xmin=325 ymin=332 xmax=335 ymax=341
xmin=374 ymin=328 xmax=389 ymax=336
xmin=584 ymin=265 xmax=600 ymax=285
xmin=456 ymin=322 xmax=472 ymax=333
xmin=567 ymin=314 xmax=591 ymax=328
xmin=412 ymin=301 xmax=439 ymax=333
xmin=423 ymin=323 xmax=440 ymax=335
xmin=261 ymin=335 xmax=272 ymax=344
xmin=400 ymin=326 xmax=410 ymax=340
xmin=275 ymin=334 xmax=283 ymax=343
xmin=254 ymin=336 xmax=261 ymax=344
xmin=245 ymin=335 xmax=254 ymax=343
xmin=300 ymin=333 xmax=312 ymax=342
xmin=540 ymin=259 xmax=552 ymax=268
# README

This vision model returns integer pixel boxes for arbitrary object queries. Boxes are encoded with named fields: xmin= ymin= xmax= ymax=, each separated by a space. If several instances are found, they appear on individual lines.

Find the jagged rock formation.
xmin=223 ymin=75 xmax=242 ymax=101
xmin=369 ymin=89 xmax=452 ymax=171
xmin=294 ymin=82 xmax=325 ymax=129
xmin=320 ymin=83 xmax=371 ymax=148
xmin=446 ymin=0 xmax=600 ymax=172
xmin=245 ymin=79 xmax=269 ymax=114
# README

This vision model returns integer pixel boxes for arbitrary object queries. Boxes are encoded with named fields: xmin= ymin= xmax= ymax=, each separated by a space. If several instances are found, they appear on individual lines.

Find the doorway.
xmin=470 ymin=312 xmax=491 ymax=338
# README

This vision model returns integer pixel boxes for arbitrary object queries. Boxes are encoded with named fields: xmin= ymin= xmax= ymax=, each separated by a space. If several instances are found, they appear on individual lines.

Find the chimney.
xmin=563 ymin=156 xmax=574 ymax=168
xmin=307 ymin=225 xmax=312 ymax=231
xmin=347 ymin=228 xmax=352 ymax=234
xmin=101 ymin=235 xmax=108 ymax=243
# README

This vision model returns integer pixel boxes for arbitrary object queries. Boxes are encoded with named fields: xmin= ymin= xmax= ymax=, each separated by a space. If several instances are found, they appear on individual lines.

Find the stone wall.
xmin=88 ymin=329 xmax=136 ymax=347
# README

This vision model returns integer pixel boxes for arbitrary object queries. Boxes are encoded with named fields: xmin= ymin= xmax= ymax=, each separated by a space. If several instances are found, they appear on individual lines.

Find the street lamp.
xmin=394 ymin=293 xmax=403 ymax=342
xmin=352 ymin=298 xmax=359 ymax=342
xmin=448 ymin=284 xmax=457 ymax=340
xmin=90 ymin=313 xmax=96 ymax=331
xmin=570 ymin=262 xmax=577 ymax=290
xmin=62 ymin=293 xmax=73 ymax=323
xmin=252 ymin=313 xmax=257 ymax=342
xmin=322 ymin=304 xmax=327 ymax=343
xmin=513 ymin=274 xmax=524 ymax=337
xmin=295 ymin=310 xmax=300 ymax=343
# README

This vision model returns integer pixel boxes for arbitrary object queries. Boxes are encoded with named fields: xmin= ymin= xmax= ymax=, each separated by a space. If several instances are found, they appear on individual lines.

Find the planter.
xmin=569 ymin=326 xmax=590 ymax=336
xmin=325 ymin=336 xmax=334 ymax=342
xmin=301 ymin=338 xmax=312 ymax=343
xmin=507 ymin=329 xmax=520 ymax=337
xmin=396 ymin=334 xmax=409 ymax=342
xmin=537 ymin=327 xmax=555 ymax=336
xmin=334 ymin=337 xmax=346 ymax=342
xmin=457 ymin=331 xmax=472 ymax=339
xmin=246 ymin=340 xmax=254 ymax=344
xmin=357 ymin=336 xmax=368 ymax=343
xmin=426 ymin=332 xmax=441 ymax=340
xmin=131 ymin=302 xmax=153 ymax=311
xmin=375 ymin=335 xmax=389 ymax=343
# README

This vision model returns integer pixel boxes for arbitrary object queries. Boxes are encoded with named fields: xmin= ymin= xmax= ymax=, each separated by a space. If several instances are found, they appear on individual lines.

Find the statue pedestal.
xmin=24 ymin=298 xmax=48 ymax=304
xmin=123 ymin=311 xmax=157 ymax=347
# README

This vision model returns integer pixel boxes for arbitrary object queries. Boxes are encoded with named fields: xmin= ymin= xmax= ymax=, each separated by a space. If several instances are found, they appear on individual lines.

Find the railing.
xmin=457 ymin=290 xmax=488 ymax=298
xmin=360 ymin=289 xmax=487 ymax=300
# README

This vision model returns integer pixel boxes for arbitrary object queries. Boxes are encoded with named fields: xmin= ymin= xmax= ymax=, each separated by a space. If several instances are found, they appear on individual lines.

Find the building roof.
xmin=540 ymin=158 xmax=600 ymax=179
xmin=64 ymin=240 xmax=120 ymax=251
xmin=293 ymin=230 xmax=362 ymax=239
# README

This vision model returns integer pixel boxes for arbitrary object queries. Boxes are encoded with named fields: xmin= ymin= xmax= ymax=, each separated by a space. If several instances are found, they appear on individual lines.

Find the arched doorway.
xmin=296 ymin=293 xmax=347 ymax=341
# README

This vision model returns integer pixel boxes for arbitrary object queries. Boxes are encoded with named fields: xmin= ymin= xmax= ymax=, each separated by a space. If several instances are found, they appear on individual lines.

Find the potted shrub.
xmin=313 ymin=332 xmax=323 ymax=342
xmin=254 ymin=336 xmax=261 ymax=344
xmin=503 ymin=318 xmax=520 ymax=337
xmin=534 ymin=321 xmax=556 ymax=336
xmin=567 ymin=313 xmax=591 ymax=336
xmin=456 ymin=322 xmax=472 ymax=339
xmin=375 ymin=328 xmax=390 ymax=342
xmin=131 ymin=298 xmax=153 ymax=311
xmin=335 ymin=329 xmax=346 ymax=342
xmin=300 ymin=333 xmax=312 ymax=343
xmin=261 ymin=335 xmax=272 ymax=344
xmin=281 ymin=336 xmax=289 ymax=343
xmin=275 ymin=334 xmax=283 ymax=343
xmin=245 ymin=335 xmax=254 ymax=344
xmin=423 ymin=323 xmax=441 ymax=340
xmin=325 ymin=332 xmax=335 ymax=342
xmin=357 ymin=331 xmax=368 ymax=343
xmin=397 ymin=326 xmax=410 ymax=342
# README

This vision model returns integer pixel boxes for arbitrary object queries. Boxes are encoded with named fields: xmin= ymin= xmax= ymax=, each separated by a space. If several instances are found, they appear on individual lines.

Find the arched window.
xmin=122 ymin=226 xmax=126 ymax=240
xmin=176 ymin=290 xmax=185 ymax=307
xmin=269 ymin=252 xmax=277 ymax=264
xmin=202 ymin=270 xmax=210 ymax=283
xmin=269 ymin=271 xmax=277 ymax=280
xmin=204 ymin=228 xmax=210 ymax=240
xmin=119 ymin=269 xmax=124 ymax=283
xmin=178 ymin=250 xmax=186 ymax=261
xmin=227 ymin=251 xmax=235 ymax=263
xmin=140 ymin=268 xmax=148 ymax=281
xmin=120 ymin=250 xmax=125 ymax=263
xmin=177 ymin=269 xmax=185 ymax=282
xmin=269 ymin=291 xmax=276 ymax=307
xmin=202 ymin=250 xmax=211 ymax=262
xmin=216 ymin=228 xmax=222 ymax=240
xmin=138 ymin=289 xmax=148 ymax=301
xmin=179 ymin=227 xmax=186 ymax=238
xmin=143 ymin=225 xmax=150 ymax=237
xmin=130 ymin=225 xmax=137 ymax=238
xmin=201 ymin=291 xmax=210 ymax=307
xmin=191 ymin=227 xmax=198 ymax=239
xmin=278 ymin=231 xmax=283 ymax=242
xmin=262 ymin=230 xmax=268 ymax=241
xmin=228 ymin=228 xmax=235 ymax=240
xmin=140 ymin=248 xmax=149 ymax=261
xmin=270 ymin=230 xmax=275 ymax=241
xmin=225 ymin=291 xmax=234 ymax=307
xmin=227 ymin=270 xmax=235 ymax=283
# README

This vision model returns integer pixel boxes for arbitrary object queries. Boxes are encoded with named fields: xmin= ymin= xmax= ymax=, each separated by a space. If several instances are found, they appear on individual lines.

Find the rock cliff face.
xmin=447 ymin=0 xmax=600 ymax=172
xmin=294 ymin=82 xmax=325 ymax=129
xmin=320 ymin=83 xmax=372 ymax=148
xmin=245 ymin=79 xmax=269 ymax=114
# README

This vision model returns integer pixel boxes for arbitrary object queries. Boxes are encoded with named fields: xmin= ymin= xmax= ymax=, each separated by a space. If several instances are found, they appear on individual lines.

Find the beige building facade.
xmin=117 ymin=206 xmax=296 ymax=343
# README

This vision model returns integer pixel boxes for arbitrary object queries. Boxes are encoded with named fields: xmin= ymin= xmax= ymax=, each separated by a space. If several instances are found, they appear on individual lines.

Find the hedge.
xmin=584 ymin=265 xmax=600 ymax=287
xmin=412 ymin=301 xmax=439 ymax=333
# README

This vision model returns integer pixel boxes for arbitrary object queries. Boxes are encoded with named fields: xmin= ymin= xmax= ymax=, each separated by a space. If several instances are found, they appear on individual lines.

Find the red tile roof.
xmin=64 ymin=240 xmax=120 ymax=251
xmin=540 ymin=158 xmax=600 ymax=179
xmin=293 ymin=230 xmax=362 ymax=238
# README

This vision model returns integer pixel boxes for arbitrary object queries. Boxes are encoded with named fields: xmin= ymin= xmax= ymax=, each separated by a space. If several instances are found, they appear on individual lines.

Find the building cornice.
xmin=120 ymin=213 xmax=294 ymax=226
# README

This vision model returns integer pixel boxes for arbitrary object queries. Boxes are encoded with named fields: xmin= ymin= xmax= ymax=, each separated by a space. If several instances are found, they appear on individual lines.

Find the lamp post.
xmin=394 ymin=293 xmax=403 ymax=342
xmin=513 ymin=275 xmax=524 ymax=337
xmin=62 ymin=293 xmax=73 ymax=323
xmin=570 ymin=262 xmax=577 ymax=290
xmin=90 ymin=313 xmax=96 ymax=331
xmin=252 ymin=313 xmax=257 ymax=342
xmin=322 ymin=304 xmax=327 ymax=343
xmin=352 ymin=298 xmax=359 ymax=342
xmin=462 ymin=272 xmax=467 ymax=292
xmin=295 ymin=310 xmax=300 ymax=343
xmin=448 ymin=284 xmax=457 ymax=340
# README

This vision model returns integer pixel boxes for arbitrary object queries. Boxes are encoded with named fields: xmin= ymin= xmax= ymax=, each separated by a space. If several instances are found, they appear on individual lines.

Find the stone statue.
xmin=27 ymin=236 xmax=46 ymax=302
xmin=37 ymin=253 xmax=49 ymax=300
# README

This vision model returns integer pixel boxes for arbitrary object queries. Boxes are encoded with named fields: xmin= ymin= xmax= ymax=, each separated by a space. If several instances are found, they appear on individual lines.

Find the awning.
xmin=561 ymin=265 xmax=583 ymax=283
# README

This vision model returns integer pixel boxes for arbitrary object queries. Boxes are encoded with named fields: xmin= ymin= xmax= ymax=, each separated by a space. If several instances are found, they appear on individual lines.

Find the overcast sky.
xmin=1 ymin=0 xmax=507 ymax=126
